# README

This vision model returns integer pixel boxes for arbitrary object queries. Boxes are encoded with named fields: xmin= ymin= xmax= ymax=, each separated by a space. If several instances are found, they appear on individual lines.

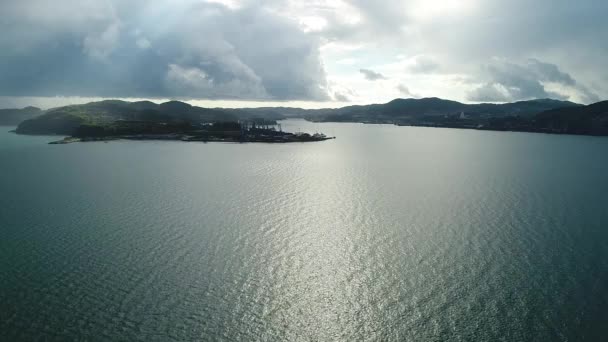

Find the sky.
xmin=0 ymin=0 xmax=607 ymax=109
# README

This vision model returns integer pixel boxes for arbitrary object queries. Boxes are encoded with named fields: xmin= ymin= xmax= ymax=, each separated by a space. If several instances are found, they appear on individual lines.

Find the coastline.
xmin=306 ymin=119 xmax=608 ymax=137
xmin=48 ymin=133 xmax=336 ymax=145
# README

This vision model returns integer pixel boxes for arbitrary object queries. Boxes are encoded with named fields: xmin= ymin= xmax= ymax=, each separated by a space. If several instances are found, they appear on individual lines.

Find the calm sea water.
xmin=1 ymin=121 xmax=608 ymax=341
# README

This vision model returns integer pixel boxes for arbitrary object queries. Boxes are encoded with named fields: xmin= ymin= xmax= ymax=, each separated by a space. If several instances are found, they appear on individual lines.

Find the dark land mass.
xmin=395 ymin=100 xmax=608 ymax=136
xmin=304 ymin=98 xmax=581 ymax=123
xmin=213 ymin=98 xmax=608 ymax=136
xmin=0 ymin=106 xmax=43 ymax=126
xmin=527 ymin=101 xmax=608 ymax=135
xmin=48 ymin=121 xmax=333 ymax=144
xmin=304 ymin=97 xmax=608 ymax=136
xmin=11 ymin=97 xmax=608 ymax=139
xmin=13 ymin=100 xmax=332 ymax=144
xmin=16 ymin=100 xmax=237 ymax=135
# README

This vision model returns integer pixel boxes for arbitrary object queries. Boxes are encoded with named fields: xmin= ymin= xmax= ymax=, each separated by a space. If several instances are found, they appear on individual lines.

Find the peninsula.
xmin=14 ymin=100 xmax=333 ymax=144
xmin=48 ymin=121 xmax=333 ymax=144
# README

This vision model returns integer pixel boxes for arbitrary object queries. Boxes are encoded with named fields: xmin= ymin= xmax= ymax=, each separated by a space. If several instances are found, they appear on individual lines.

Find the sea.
xmin=1 ymin=120 xmax=607 ymax=341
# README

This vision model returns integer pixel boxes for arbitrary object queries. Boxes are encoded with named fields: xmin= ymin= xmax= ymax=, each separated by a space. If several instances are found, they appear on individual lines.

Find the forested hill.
xmin=15 ymin=100 xmax=236 ymax=135
xmin=304 ymin=98 xmax=581 ymax=123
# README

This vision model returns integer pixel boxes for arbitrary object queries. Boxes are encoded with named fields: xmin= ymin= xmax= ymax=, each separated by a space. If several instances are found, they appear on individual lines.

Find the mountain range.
xmin=300 ymin=98 xmax=582 ymax=123
xmin=9 ymin=97 xmax=608 ymax=136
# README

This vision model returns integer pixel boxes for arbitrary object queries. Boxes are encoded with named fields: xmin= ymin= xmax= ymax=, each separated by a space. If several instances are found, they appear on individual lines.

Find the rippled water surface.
xmin=1 ymin=121 xmax=608 ymax=341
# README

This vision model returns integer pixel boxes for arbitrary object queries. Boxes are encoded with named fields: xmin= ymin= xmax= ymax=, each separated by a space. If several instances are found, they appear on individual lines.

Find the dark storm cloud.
xmin=359 ymin=68 xmax=387 ymax=81
xmin=527 ymin=59 xmax=576 ymax=86
xmin=0 ymin=0 xmax=329 ymax=101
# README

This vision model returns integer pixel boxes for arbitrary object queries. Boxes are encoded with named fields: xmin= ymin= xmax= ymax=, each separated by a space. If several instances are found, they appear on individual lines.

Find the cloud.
xmin=135 ymin=37 xmax=151 ymax=50
xmin=333 ymin=92 xmax=350 ymax=102
xmin=396 ymin=84 xmax=417 ymax=98
xmin=466 ymin=84 xmax=511 ymax=103
xmin=527 ymin=59 xmax=576 ymax=86
xmin=347 ymin=0 xmax=407 ymax=33
xmin=0 ymin=0 xmax=329 ymax=101
xmin=467 ymin=58 xmax=599 ymax=103
xmin=467 ymin=60 xmax=560 ymax=102
xmin=306 ymin=0 xmax=607 ymax=103
xmin=1 ymin=0 xmax=606 ymax=104
xmin=83 ymin=21 xmax=121 ymax=60
xmin=360 ymin=68 xmax=387 ymax=81
xmin=407 ymin=55 xmax=440 ymax=74
xmin=328 ymin=81 xmax=356 ymax=102
xmin=165 ymin=64 xmax=269 ymax=99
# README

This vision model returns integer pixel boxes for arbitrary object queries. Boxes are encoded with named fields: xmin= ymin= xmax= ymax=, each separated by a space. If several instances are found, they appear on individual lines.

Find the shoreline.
xmin=307 ymin=119 xmax=608 ymax=137
xmin=48 ymin=133 xmax=336 ymax=145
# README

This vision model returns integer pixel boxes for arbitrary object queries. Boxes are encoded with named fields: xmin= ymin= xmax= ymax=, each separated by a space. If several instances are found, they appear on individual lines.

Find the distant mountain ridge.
xmin=14 ymin=97 xmax=607 ymax=136
xmin=0 ymin=106 xmax=42 ymax=126
xmin=305 ymin=97 xmax=582 ymax=123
